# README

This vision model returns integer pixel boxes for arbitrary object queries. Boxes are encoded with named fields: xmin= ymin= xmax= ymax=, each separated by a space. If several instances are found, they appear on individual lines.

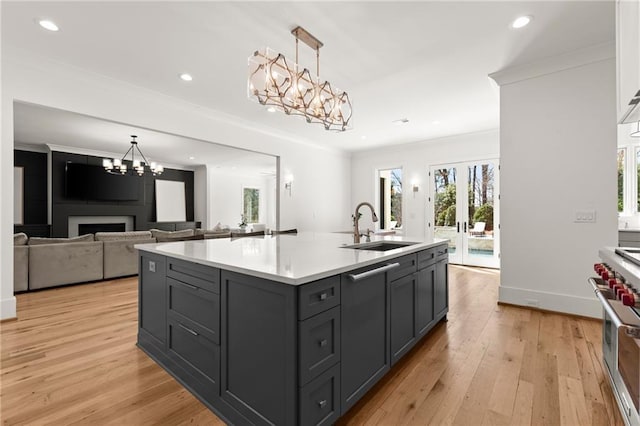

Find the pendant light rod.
xmin=291 ymin=26 xmax=323 ymax=50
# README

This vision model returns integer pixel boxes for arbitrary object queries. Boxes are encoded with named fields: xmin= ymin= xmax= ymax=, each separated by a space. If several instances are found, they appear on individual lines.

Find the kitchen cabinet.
xmin=137 ymin=239 xmax=448 ymax=425
xmin=616 ymin=0 xmax=640 ymax=122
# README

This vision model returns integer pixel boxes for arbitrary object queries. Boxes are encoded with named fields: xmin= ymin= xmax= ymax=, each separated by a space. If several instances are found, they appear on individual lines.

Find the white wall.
xmin=492 ymin=44 xmax=617 ymax=318
xmin=351 ymin=130 xmax=500 ymax=238
xmin=207 ymin=170 xmax=273 ymax=230
xmin=0 ymin=47 xmax=352 ymax=319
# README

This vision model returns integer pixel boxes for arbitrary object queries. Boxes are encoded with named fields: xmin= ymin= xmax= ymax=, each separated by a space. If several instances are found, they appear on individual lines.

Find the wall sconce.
xmin=411 ymin=179 xmax=419 ymax=197
xmin=284 ymin=174 xmax=294 ymax=196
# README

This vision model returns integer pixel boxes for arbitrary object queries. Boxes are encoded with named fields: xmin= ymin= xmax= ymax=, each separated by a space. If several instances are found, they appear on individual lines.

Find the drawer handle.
xmin=437 ymin=251 xmax=446 ymax=256
xmin=319 ymin=292 xmax=328 ymax=301
xmin=348 ymin=263 xmax=400 ymax=281
xmin=178 ymin=281 xmax=198 ymax=290
xmin=178 ymin=323 xmax=199 ymax=336
xmin=319 ymin=339 xmax=328 ymax=347
xmin=318 ymin=400 xmax=327 ymax=409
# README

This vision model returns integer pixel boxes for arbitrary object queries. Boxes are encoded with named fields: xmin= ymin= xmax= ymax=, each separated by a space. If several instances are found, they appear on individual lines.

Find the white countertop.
xmin=136 ymin=232 xmax=446 ymax=285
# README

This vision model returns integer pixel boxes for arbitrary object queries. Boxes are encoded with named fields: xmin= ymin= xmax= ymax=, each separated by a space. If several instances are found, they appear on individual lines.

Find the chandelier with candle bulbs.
xmin=103 ymin=135 xmax=163 ymax=176
xmin=248 ymin=26 xmax=352 ymax=132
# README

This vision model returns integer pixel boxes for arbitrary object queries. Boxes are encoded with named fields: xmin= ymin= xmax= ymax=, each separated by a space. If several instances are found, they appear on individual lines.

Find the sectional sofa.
xmin=12 ymin=227 xmax=244 ymax=292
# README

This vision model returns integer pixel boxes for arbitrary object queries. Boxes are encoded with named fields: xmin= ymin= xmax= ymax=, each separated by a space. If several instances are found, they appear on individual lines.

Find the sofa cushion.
xmin=95 ymin=231 xmax=153 ymax=242
xmin=28 ymin=241 xmax=103 ymax=290
xmin=14 ymin=233 xmax=28 ymax=246
xmin=28 ymin=234 xmax=95 ymax=246
xmin=150 ymin=228 xmax=194 ymax=239
xmin=155 ymin=234 xmax=204 ymax=243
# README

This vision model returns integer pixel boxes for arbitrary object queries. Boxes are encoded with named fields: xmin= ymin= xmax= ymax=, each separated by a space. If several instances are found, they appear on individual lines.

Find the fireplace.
xmin=68 ymin=216 xmax=134 ymax=237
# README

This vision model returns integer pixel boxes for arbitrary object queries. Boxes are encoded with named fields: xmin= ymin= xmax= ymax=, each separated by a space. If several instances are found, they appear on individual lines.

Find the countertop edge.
xmin=136 ymin=239 xmax=447 ymax=285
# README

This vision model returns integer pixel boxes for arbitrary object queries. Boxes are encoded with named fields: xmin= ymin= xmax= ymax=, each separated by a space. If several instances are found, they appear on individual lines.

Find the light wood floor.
xmin=1 ymin=266 xmax=623 ymax=425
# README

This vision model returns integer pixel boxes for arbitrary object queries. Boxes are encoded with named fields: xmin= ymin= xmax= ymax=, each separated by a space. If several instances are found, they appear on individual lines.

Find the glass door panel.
xmin=465 ymin=161 xmax=498 ymax=267
xmin=432 ymin=166 xmax=462 ymax=264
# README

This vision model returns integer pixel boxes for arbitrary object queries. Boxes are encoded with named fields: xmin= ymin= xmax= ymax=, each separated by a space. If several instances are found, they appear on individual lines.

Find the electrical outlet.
xmin=148 ymin=261 xmax=156 ymax=272
xmin=575 ymin=209 xmax=596 ymax=223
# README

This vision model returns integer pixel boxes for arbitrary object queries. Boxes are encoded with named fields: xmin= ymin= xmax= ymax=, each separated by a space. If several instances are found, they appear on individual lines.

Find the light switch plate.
xmin=575 ymin=209 xmax=596 ymax=223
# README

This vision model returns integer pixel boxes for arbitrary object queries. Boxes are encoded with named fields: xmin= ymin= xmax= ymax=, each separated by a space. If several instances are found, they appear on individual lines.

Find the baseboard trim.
xmin=497 ymin=301 xmax=602 ymax=322
xmin=1 ymin=317 xmax=17 ymax=323
xmin=498 ymin=285 xmax=601 ymax=319
xmin=0 ymin=296 xmax=17 ymax=321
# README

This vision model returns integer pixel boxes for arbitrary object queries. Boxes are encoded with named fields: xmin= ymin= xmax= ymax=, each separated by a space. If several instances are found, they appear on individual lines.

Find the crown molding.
xmin=489 ymin=41 xmax=615 ymax=87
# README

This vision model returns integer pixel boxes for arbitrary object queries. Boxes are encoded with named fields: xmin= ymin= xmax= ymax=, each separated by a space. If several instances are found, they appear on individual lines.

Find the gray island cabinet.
xmin=136 ymin=234 xmax=448 ymax=425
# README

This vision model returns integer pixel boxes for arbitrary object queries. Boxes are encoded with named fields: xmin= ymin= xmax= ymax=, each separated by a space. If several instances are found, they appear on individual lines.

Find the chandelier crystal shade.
xmin=102 ymin=135 xmax=163 ymax=176
xmin=248 ymin=26 xmax=352 ymax=132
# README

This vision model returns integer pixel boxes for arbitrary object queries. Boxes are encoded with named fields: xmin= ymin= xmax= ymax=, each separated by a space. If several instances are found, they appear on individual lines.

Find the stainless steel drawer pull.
xmin=318 ymin=400 xmax=327 ymax=409
xmin=319 ymin=292 xmax=328 ymax=301
xmin=178 ymin=323 xmax=199 ymax=336
xmin=178 ymin=281 xmax=198 ymax=290
xmin=588 ymin=277 xmax=640 ymax=338
xmin=319 ymin=339 xmax=328 ymax=347
xmin=348 ymin=263 xmax=400 ymax=281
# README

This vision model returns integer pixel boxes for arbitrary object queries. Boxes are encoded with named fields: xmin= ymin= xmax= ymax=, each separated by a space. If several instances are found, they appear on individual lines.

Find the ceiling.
xmin=2 ymin=1 xmax=615 ymax=156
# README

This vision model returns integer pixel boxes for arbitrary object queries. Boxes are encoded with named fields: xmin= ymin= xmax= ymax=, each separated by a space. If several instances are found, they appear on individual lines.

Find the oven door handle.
xmin=589 ymin=277 xmax=640 ymax=338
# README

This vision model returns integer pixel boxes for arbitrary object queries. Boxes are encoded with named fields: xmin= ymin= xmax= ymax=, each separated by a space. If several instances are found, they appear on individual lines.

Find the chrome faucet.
xmin=353 ymin=202 xmax=379 ymax=244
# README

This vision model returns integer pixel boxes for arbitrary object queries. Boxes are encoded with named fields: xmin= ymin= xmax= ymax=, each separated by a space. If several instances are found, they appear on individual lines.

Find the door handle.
xmin=348 ymin=263 xmax=400 ymax=281
xmin=457 ymin=222 xmax=460 ymax=233
xmin=464 ymin=222 xmax=467 ymax=233
xmin=588 ymin=277 xmax=640 ymax=338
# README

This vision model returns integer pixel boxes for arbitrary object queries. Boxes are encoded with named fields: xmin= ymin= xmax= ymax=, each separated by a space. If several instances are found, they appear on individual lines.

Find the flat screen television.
xmin=65 ymin=162 xmax=140 ymax=201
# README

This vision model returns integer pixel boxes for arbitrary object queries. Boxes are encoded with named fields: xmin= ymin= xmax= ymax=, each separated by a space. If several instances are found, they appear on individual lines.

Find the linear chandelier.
xmin=248 ymin=26 xmax=352 ymax=132
xmin=102 ymin=135 xmax=163 ymax=176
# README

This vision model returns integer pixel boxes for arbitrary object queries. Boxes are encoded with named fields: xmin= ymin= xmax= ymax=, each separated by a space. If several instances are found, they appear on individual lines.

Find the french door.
xmin=428 ymin=160 xmax=500 ymax=268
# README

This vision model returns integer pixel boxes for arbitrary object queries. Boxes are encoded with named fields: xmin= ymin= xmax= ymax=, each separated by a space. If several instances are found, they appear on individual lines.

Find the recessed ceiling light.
xmin=179 ymin=73 xmax=193 ymax=82
xmin=392 ymin=118 xmax=409 ymax=125
xmin=267 ymin=106 xmax=276 ymax=113
xmin=361 ymin=135 xmax=367 ymax=140
xmin=189 ymin=156 xmax=195 ymax=160
xmin=38 ymin=19 xmax=59 ymax=32
xmin=511 ymin=15 xmax=532 ymax=29
xmin=432 ymin=120 xmax=441 ymax=125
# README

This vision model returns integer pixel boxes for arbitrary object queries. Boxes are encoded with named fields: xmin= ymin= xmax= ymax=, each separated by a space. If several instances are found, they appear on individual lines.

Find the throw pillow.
xmin=95 ymin=231 xmax=153 ymax=242
xmin=14 ymin=233 xmax=28 ymax=246
xmin=28 ymin=234 xmax=95 ymax=246
xmin=150 ymin=229 xmax=194 ymax=239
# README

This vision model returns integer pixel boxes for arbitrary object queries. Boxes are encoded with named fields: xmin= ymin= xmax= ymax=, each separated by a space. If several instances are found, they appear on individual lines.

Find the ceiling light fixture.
xmin=102 ymin=135 xmax=163 ymax=176
xmin=511 ymin=15 xmax=532 ymax=29
xmin=248 ymin=26 xmax=352 ymax=132
xmin=179 ymin=73 xmax=193 ymax=81
xmin=38 ymin=19 xmax=59 ymax=32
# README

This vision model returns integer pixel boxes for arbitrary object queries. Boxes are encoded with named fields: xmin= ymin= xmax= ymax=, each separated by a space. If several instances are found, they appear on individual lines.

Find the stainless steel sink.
xmin=342 ymin=241 xmax=418 ymax=251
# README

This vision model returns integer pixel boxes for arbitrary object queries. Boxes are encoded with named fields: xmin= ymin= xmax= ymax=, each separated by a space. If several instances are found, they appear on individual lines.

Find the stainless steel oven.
xmin=590 ymin=270 xmax=640 ymax=426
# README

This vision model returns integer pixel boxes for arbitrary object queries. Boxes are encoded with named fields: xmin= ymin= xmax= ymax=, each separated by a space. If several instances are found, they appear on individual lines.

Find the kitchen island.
xmin=136 ymin=232 xmax=449 ymax=425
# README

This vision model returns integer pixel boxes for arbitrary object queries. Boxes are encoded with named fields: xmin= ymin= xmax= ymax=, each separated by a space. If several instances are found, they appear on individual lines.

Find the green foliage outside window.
xmin=243 ymin=188 xmax=260 ymax=223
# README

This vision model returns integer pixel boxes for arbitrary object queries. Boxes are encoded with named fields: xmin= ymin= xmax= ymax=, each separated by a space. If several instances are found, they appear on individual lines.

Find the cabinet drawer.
xmin=298 ymin=276 xmax=340 ymax=320
xmin=300 ymin=363 xmax=340 ymax=426
xmin=167 ymin=258 xmax=220 ymax=294
xmin=435 ymin=245 xmax=449 ymax=261
xmin=417 ymin=248 xmax=437 ymax=269
xmin=387 ymin=254 xmax=417 ymax=282
xmin=168 ymin=319 xmax=220 ymax=387
xmin=168 ymin=277 xmax=220 ymax=344
xmin=300 ymin=306 xmax=340 ymax=385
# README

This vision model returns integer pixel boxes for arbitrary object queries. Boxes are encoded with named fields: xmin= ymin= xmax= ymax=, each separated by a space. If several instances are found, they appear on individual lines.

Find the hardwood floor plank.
xmin=0 ymin=267 xmax=623 ymax=425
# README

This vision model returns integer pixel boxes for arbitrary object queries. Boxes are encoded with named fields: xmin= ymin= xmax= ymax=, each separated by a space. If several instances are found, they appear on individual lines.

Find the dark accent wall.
xmin=14 ymin=150 xmax=48 ymax=225
xmin=51 ymin=151 xmax=194 ymax=237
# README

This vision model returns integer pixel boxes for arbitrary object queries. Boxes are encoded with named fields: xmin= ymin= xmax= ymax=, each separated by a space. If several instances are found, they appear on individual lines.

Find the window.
xmin=618 ymin=148 xmax=625 ymax=213
xmin=378 ymin=168 xmax=402 ymax=229
xmin=243 ymin=187 xmax=260 ymax=223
